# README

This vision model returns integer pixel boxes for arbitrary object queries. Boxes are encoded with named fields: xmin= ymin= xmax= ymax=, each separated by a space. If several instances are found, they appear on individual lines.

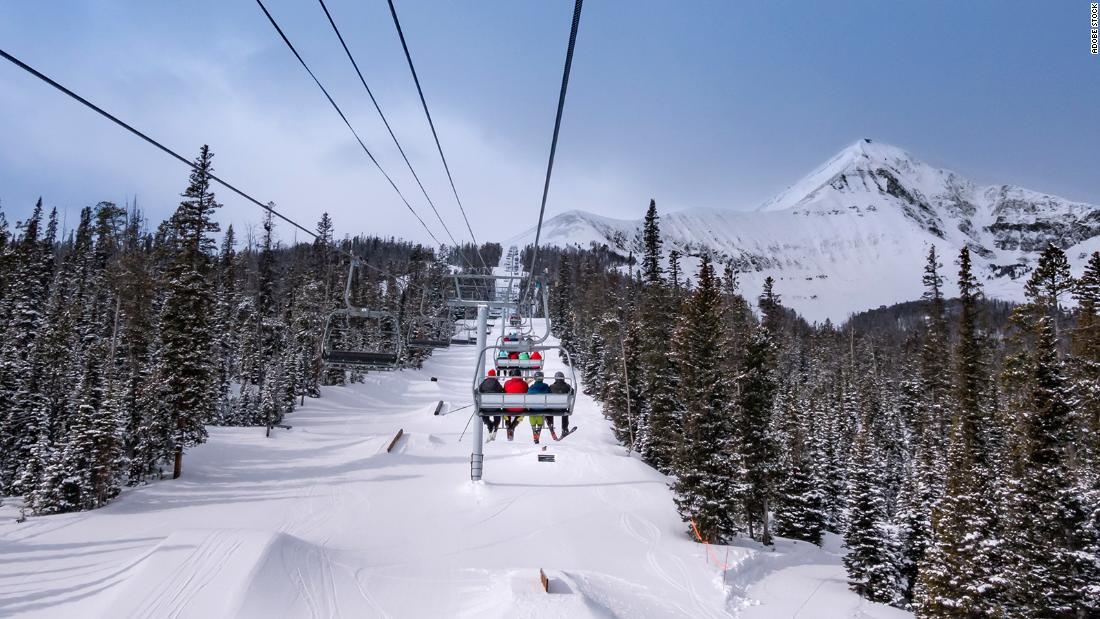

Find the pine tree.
xmin=773 ymin=386 xmax=827 ymax=545
xmin=738 ymin=324 xmax=780 ymax=543
xmin=668 ymin=249 xmax=683 ymax=303
xmin=211 ymin=226 xmax=239 ymax=424
xmin=732 ymin=286 xmax=782 ymax=544
xmin=1023 ymin=243 xmax=1074 ymax=340
xmin=160 ymin=146 xmax=221 ymax=478
xmin=635 ymin=200 xmax=682 ymax=472
xmin=0 ymin=201 xmax=56 ymax=492
xmin=759 ymin=276 xmax=782 ymax=333
xmin=1002 ymin=323 xmax=1094 ymax=615
xmin=36 ymin=337 xmax=123 ymax=513
xmin=916 ymin=246 xmax=1001 ymax=617
xmin=844 ymin=422 xmax=902 ymax=605
xmin=918 ymin=245 xmax=952 ymax=463
xmin=1073 ymin=252 xmax=1100 ymax=486
xmin=670 ymin=256 xmax=742 ymax=542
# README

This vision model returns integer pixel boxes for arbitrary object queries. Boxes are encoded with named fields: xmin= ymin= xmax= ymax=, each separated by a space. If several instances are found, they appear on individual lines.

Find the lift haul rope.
xmin=523 ymin=0 xmax=584 ymax=305
xmin=317 ymin=0 xmax=478 ymax=272
xmin=254 ymin=0 xmax=445 ymax=248
xmin=0 ymin=47 xmax=436 ymax=293
xmin=386 ymin=0 xmax=489 ymax=272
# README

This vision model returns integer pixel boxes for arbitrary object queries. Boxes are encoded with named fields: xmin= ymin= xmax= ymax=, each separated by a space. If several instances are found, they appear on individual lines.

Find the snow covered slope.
xmin=509 ymin=140 xmax=1100 ymax=323
xmin=0 ymin=321 xmax=906 ymax=618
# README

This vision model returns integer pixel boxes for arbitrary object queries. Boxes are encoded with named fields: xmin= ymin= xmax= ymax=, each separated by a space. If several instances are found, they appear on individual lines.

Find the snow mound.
xmin=101 ymin=529 xmax=343 ymax=618
xmin=721 ymin=534 xmax=909 ymax=618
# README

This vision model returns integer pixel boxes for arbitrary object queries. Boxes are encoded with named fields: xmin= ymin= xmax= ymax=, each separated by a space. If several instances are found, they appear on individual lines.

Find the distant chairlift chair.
xmin=321 ymin=259 xmax=403 ymax=371
xmin=407 ymin=315 xmax=452 ymax=349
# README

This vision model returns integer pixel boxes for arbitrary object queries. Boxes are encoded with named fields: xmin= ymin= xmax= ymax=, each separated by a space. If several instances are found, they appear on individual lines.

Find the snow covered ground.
xmin=0 ymin=320 xmax=910 ymax=618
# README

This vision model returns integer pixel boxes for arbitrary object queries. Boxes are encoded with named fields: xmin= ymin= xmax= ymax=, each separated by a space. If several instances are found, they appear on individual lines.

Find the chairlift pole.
xmin=471 ymin=303 xmax=488 ymax=481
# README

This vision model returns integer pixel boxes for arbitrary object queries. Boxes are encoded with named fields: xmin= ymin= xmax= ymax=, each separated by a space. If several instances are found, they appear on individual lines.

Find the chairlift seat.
xmin=409 ymin=338 xmax=452 ymax=349
xmin=476 ymin=393 xmax=573 ymax=414
xmin=497 ymin=356 xmax=543 ymax=371
xmin=499 ymin=339 xmax=536 ymax=352
xmin=323 ymin=350 xmax=399 ymax=368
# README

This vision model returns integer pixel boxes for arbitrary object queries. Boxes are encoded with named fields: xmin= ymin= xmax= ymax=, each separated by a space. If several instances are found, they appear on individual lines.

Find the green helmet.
xmin=518 ymin=352 xmax=531 ymax=360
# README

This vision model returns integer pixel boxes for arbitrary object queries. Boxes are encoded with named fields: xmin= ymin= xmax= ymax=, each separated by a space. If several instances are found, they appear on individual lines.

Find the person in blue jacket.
xmin=527 ymin=371 xmax=550 ymax=443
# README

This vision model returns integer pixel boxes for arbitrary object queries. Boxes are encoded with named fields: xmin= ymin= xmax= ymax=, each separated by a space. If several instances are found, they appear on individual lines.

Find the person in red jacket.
xmin=502 ymin=369 xmax=528 ymax=441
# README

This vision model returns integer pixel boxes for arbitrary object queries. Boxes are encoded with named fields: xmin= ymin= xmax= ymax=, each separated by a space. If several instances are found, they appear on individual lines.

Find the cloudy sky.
xmin=1 ymin=0 xmax=1096 ymax=245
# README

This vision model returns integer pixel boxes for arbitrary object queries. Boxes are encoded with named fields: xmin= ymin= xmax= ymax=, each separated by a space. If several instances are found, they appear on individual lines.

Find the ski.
xmin=554 ymin=427 xmax=578 ymax=441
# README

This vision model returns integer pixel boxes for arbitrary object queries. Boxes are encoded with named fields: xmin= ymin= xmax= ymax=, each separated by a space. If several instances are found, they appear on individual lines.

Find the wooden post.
xmin=539 ymin=569 xmax=549 ymax=593
xmin=387 ymin=428 xmax=404 ymax=453
xmin=433 ymin=400 xmax=445 ymax=416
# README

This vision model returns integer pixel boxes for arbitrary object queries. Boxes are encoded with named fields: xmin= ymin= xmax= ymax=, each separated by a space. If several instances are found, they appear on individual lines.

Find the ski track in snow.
xmin=0 ymin=316 xmax=907 ymax=618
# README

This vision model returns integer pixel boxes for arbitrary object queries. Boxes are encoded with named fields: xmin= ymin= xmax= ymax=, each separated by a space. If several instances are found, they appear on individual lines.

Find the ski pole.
xmin=458 ymin=407 xmax=478 ymax=442
xmin=447 ymin=403 xmax=474 ymax=415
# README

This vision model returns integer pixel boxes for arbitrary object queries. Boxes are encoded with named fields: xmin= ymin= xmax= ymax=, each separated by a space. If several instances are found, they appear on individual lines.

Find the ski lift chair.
xmin=407 ymin=315 xmax=452 ymax=349
xmin=450 ymin=320 xmax=479 ymax=345
xmin=493 ymin=349 xmax=545 ymax=372
xmin=474 ymin=345 xmax=577 ymax=417
xmin=321 ymin=308 xmax=402 ymax=370
xmin=321 ymin=258 xmax=403 ymax=370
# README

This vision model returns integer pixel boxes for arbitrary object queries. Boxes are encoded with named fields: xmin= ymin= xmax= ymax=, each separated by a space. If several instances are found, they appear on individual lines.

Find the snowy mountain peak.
xmin=508 ymin=141 xmax=1100 ymax=322
xmin=756 ymin=139 xmax=954 ymax=216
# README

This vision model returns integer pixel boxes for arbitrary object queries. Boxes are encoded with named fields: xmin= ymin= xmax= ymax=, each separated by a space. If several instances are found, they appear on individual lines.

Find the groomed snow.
xmin=1 ymin=320 xmax=909 ymax=618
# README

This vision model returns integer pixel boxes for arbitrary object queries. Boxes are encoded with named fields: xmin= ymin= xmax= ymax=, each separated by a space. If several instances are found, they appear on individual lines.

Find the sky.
xmin=1 ymin=0 xmax=1097 ymax=246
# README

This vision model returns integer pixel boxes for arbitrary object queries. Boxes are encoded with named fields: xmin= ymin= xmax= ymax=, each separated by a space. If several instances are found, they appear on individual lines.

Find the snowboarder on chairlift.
xmin=478 ymin=369 xmax=504 ymax=440
xmin=527 ymin=371 xmax=550 ymax=443
xmin=549 ymin=371 xmax=573 ymax=437
xmin=503 ymin=369 xmax=528 ymax=441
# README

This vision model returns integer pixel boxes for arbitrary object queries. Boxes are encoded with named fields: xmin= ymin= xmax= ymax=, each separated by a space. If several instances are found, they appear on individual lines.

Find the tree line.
xmin=0 ymin=146 xmax=458 ymax=515
xmin=546 ymin=199 xmax=1100 ymax=616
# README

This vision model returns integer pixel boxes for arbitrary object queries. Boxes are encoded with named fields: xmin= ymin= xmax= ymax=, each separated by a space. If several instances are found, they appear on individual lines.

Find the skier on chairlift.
xmin=478 ymin=369 xmax=503 ymax=440
xmin=527 ymin=371 xmax=551 ymax=443
xmin=549 ymin=371 xmax=573 ymax=437
xmin=502 ymin=369 xmax=527 ymax=441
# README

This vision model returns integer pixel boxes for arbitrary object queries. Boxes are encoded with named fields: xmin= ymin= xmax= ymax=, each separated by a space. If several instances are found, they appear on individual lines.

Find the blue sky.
xmin=1 ymin=0 xmax=1096 ymax=244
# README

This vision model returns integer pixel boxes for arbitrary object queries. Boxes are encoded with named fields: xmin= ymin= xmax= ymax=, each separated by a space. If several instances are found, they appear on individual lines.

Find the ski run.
xmin=0 ymin=319 xmax=906 ymax=618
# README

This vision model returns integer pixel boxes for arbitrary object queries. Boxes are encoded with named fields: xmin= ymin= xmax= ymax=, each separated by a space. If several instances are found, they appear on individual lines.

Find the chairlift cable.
xmin=385 ymin=0 xmax=490 ymax=272
xmin=522 ymin=0 xmax=583 ymax=304
xmin=254 ymin=0 xmax=445 ymax=248
xmin=316 ymin=0 xmax=479 ymax=273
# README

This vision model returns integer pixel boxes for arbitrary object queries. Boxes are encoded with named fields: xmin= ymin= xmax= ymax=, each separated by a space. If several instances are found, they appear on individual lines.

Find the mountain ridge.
xmin=508 ymin=140 xmax=1100 ymax=322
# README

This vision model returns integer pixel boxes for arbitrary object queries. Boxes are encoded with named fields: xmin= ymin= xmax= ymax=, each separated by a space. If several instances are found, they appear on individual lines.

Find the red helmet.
xmin=487 ymin=369 xmax=497 ymax=377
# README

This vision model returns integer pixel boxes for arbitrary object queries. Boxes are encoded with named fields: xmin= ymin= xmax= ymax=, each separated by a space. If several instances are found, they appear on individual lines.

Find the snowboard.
xmin=554 ymin=427 xmax=578 ymax=441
